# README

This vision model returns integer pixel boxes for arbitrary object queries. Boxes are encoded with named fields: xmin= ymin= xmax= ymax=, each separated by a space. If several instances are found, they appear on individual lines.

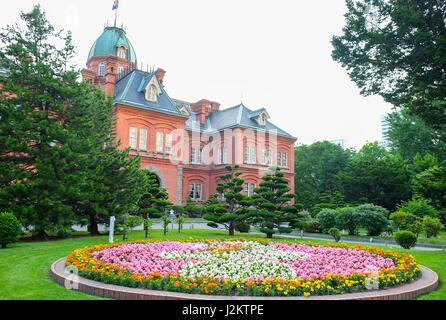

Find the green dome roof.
xmin=88 ymin=27 xmax=137 ymax=65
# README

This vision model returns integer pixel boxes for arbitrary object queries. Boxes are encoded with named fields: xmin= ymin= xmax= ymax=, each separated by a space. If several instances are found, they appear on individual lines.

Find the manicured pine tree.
xmin=248 ymin=167 xmax=301 ymax=239
xmin=0 ymin=5 xmax=83 ymax=238
xmin=136 ymin=170 xmax=172 ymax=238
xmin=203 ymin=165 xmax=252 ymax=236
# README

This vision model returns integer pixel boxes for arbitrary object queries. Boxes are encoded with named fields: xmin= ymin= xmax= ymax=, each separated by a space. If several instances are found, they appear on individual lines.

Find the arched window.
xmin=117 ymin=46 xmax=127 ymax=59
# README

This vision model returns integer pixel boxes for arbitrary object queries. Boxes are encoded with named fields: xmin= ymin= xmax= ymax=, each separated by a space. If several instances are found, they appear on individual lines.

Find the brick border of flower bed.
xmin=50 ymin=257 xmax=438 ymax=300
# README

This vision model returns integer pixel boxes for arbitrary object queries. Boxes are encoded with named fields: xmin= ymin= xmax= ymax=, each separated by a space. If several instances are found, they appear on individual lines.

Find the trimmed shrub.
xmin=423 ymin=216 xmax=443 ymax=238
xmin=394 ymin=231 xmax=417 ymax=249
xmin=408 ymin=220 xmax=424 ymax=238
xmin=316 ymin=209 xmax=337 ymax=233
xmin=356 ymin=204 xmax=391 ymax=236
xmin=398 ymin=199 xmax=439 ymax=219
xmin=389 ymin=211 xmax=417 ymax=230
xmin=303 ymin=221 xmax=322 ymax=233
xmin=328 ymin=227 xmax=342 ymax=242
xmin=335 ymin=207 xmax=361 ymax=235
xmin=0 ymin=212 xmax=22 ymax=249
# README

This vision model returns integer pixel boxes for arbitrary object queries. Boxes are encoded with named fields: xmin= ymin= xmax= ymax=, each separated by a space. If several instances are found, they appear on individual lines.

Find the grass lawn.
xmin=0 ymin=229 xmax=444 ymax=300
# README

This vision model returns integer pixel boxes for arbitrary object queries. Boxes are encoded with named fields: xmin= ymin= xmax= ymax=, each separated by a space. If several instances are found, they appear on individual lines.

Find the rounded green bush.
xmin=328 ymin=227 xmax=341 ymax=242
xmin=0 ymin=212 xmax=22 ymax=249
xmin=394 ymin=231 xmax=418 ymax=249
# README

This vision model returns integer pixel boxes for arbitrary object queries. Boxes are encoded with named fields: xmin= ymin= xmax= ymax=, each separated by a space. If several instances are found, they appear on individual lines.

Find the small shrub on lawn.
xmin=356 ymin=204 xmax=391 ymax=236
xmin=328 ymin=227 xmax=341 ymax=242
xmin=0 ymin=212 xmax=22 ymax=249
xmin=335 ymin=207 xmax=361 ymax=235
xmin=303 ymin=221 xmax=322 ymax=233
xmin=389 ymin=211 xmax=417 ymax=230
xmin=423 ymin=216 xmax=443 ymax=238
xmin=394 ymin=231 xmax=418 ymax=249
xmin=316 ymin=209 xmax=337 ymax=233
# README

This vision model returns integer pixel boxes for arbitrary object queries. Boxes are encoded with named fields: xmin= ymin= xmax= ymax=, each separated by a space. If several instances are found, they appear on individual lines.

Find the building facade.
xmin=82 ymin=26 xmax=297 ymax=205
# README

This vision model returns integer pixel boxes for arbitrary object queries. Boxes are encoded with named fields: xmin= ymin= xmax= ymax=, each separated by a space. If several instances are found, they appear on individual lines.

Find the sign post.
xmin=109 ymin=216 xmax=116 ymax=244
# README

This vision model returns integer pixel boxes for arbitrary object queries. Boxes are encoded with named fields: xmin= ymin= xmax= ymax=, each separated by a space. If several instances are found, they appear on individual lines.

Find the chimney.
xmin=191 ymin=99 xmax=212 ymax=125
xmin=155 ymin=68 xmax=166 ymax=86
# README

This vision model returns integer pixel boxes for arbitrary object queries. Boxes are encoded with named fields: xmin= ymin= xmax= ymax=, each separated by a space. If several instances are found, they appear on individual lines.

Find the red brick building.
xmin=83 ymin=26 xmax=296 ymax=205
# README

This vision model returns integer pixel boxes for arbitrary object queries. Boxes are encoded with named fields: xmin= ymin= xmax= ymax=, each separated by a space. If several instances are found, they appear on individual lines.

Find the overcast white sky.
xmin=1 ymin=0 xmax=394 ymax=150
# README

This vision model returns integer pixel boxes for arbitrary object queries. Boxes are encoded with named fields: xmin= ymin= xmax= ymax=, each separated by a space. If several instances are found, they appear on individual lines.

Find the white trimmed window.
xmin=283 ymin=152 xmax=288 ymax=167
xmin=190 ymin=147 xmax=196 ymax=163
xmin=156 ymin=132 xmax=164 ymax=152
xmin=129 ymin=127 xmax=138 ymax=149
xmin=98 ymin=62 xmax=105 ymax=76
xmin=251 ymin=146 xmax=257 ymax=164
xmin=278 ymin=152 xmax=282 ymax=167
xmin=262 ymin=149 xmax=267 ymax=165
xmin=117 ymin=46 xmax=127 ymax=59
xmin=222 ymin=147 xmax=228 ymax=164
xmin=244 ymin=146 xmax=250 ymax=163
xmin=118 ymin=64 xmax=124 ymax=75
xmin=189 ymin=183 xmax=202 ymax=200
xmin=139 ymin=129 xmax=147 ymax=150
xmin=244 ymin=183 xmax=250 ymax=196
xmin=165 ymin=133 xmax=173 ymax=153
xmin=250 ymin=183 xmax=256 ymax=196
xmin=267 ymin=149 xmax=273 ymax=166
xmin=198 ymin=148 xmax=203 ymax=164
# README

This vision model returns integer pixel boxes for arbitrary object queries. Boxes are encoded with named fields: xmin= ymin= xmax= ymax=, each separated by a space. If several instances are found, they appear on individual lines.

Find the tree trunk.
xmin=267 ymin=233 xmax=273 ymax=239
xmin=229 ymin=222 xmax=235 ymax=236
xmin=89 ymin=213 xmax=100 ymax=235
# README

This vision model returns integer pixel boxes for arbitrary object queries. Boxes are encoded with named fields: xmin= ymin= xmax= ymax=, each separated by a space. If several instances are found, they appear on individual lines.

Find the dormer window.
xmin=117 ymin=46 xmax=127 ymax=59
xmin=147 ymin=84 xmax=157 ymax=102
xmin=259 ymin=114 xmax=266 ymax=125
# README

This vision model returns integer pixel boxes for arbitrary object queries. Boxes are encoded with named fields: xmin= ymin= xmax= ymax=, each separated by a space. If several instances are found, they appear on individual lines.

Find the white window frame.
xmin=278 ymin=152 xmax=282 ymax=167
xmin=222 ymin=147 xmax=228 ymax=164
xmin=196 ymin=184 xmax=202 ymax=200
xmin=189 ymin=183 xmax=195 ymax=200
xmin=190 ymin=147 xmax=196 ymax=163
xmin=139 ymin=128 xmax=148 ymax=150
xmin=98 ymin=62 xmax=105 ymax=76
xmin=267 ymin=149 xmax=273 ymax=166
xmin=244 ymin=146 xmax=250 ymax=163
xmin=165 ymin=133 xmax=173 ymax=154
xmin=156 ymin=132 xmax=164 ymax=152
xmin=251 ymin=146 xmax=256 ymax=164
xmin=250 ymin=183 xmax=256 ymax=196
xmin=244 ymin=183 xmax=250 ymax=196
xmin=129 ymin=127 xmax=138 ymax=149
xmin=283 ymin=152 xmax=288 ymax=167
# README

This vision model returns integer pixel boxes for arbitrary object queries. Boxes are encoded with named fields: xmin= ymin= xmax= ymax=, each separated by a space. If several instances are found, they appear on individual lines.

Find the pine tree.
xmin=136 ymin=170 xmax=172 ymax=238
xmin=248 ymin=167 xmax=301 ymax=239
xmin=203 ymin=165 xmax=252 ymax=236
xmin=0 ymin=5 xmax=81 ymax=238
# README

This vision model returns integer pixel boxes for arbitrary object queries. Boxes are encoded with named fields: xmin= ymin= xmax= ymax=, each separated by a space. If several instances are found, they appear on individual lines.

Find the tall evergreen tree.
xmin=249 ymin=167 xmax=301 ymax=239
xmin=0 ymin=5 xmax=81 ymax=237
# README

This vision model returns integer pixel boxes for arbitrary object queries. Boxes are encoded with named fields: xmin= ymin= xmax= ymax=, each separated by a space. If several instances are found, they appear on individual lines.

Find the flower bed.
xmin=65 ymin=238 xmax=421 ymax=297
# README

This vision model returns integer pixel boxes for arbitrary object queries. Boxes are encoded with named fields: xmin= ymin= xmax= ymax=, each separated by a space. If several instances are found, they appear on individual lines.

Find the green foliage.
xmin=386 ymin=110 xmax=446 ymax=162
xmin=413 ymin=166 xmax=446 ymax=212
xmin=423 ymin=216 xmax=443 ymax=239
xmin=394 ymin=231 xmax=418 ymax=250
xmin=332 ymin=0 xmax=446 ymax=134
xmin=0 ymin=212 xmax=22 ymax=248
xmin=136 ymin=171 xmax=172 ymax=238
xmin=408 ymin=220 xmax=424 ymax=239
xmin=335 ymin=142 xmax=412 ymax=211
xmin=328 ymin=227 xmax=341 ymax=243
xmin=315 ymin=209 xmax=337 ymax=234
xmin=203 ymin=165 xmax=251 ymax=236
xmin=303 ymin=221 xmax=322 ymax=234
xmin=162 ymin=215 xmax=171 ymax=236
xmin=356 ymin=204 xmax=391 ymax=236
xmin=397 ymin=199 xmax=439 ymax=219
xmin=312 ymin=191 xmax=345 ymax=216
xmin=294 ymin=141 xmax=351 ymax=211
xmin=248 ymin=167 xmax=301 ymax=238
xmin=234 ymin=220 xmax=250 ymax=233
xmin=126 ymin=215 xmax=143 ymax=230
xmin=176 ymin=215 xmax=185 ymax=233
xmin=335 ymin=207 xmax=361 ymax=235
xmin=389 ymin=211 xmax=417 ymax=231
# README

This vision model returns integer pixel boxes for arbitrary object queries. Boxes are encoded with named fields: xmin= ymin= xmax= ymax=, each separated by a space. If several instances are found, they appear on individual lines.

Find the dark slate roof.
xmin=181 ymin=102 xmax=295 ymax=139
xmin=114 ymin=70 xmax=188 ymax=118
